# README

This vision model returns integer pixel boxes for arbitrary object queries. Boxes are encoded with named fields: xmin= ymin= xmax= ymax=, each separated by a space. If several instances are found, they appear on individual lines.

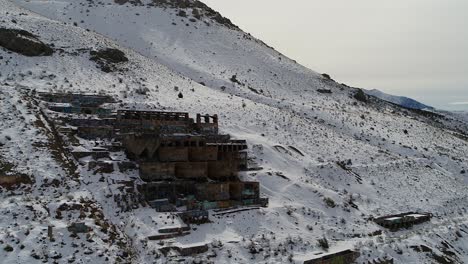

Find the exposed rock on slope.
xmin=150 ymin=0 xmax=238 ymax=29
xmin=0 ymin=28 xmax=53 ymax=56
xmin=113 ymin=0 xmax=238 ymax=29
xmin=90 ymin=48 xmax=128 ymax=72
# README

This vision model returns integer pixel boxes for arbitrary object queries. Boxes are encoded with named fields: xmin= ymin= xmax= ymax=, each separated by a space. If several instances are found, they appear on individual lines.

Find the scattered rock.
xmin=317 ymin=89 xmax=332 ymax=94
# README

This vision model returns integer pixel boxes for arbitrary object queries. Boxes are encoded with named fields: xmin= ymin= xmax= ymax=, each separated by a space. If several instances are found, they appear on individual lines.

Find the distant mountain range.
xmin=365 ymin=89 xmax=434 ymax=110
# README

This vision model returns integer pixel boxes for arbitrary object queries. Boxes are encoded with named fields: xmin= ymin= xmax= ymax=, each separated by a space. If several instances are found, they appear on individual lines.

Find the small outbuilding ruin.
xmin=374 ymin=212 xmax=432 ymax=231
xmin=303 ymin=249 xmax=360 ymax=264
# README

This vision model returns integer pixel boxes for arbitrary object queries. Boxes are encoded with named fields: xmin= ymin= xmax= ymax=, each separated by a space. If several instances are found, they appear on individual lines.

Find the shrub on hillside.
xmin=323 ymin=197 xmax=336 ymax=208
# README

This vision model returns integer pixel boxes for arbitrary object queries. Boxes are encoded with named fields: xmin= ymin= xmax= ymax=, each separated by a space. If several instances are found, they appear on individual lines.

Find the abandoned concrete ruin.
xmin=373 ymin=212 xmax=432 ymax=231
xmin=303 ymin=249 xmax=360 ymax=264
xmin=116 ymin=110 xmax=267 ymax=211
xmin=37 ymin=92 xmax=267 ymax=225
xmin=38 ymin=92 xmax=114 ymax=115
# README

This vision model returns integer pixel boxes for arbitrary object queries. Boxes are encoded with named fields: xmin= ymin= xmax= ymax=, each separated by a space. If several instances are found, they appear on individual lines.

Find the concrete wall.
xmin=117 ymin=113 xmax=192 ymax=133
xmin=175 ymin=162 xmax=208 ymax=179
xmin=303 ymin=250 xmax=359 ymax=264
xmin=140 ymin=161 xmax=209 ymax=181
xmin=77 ymin=126 xmax=113 ymax=139
xmin=189 ymin=146 xmax=218 ymax=161
xmin=158 ymin=147 xmax=189 ymax=162
xmin=196 ymin=123 xmax=218 ymax=134
xmin=195 ymin=183 xmax=230 ymax=201
xmin=122 ymin=135 xmax=160 ymax=159
xmin=229 ymin=182 xmax=260 ymax=201
xmin=208 ymin=160 xmax=238 ymax=180
xmin=139 ymin=162 xmax=175 ymax=181
xmin=139 ymin=182 xmax=198 ymax=202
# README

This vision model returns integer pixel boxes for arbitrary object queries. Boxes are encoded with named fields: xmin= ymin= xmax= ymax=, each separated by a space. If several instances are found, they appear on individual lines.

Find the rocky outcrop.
xmin=0 ymin=28 xmax=53 ymax=56
xmin=117 ymin=0 xmax=239 ymax=29
xmin=90 ymin=48 xmax=128 ymax=72
xmin=354 ymin=88 xmax=368 ymax=103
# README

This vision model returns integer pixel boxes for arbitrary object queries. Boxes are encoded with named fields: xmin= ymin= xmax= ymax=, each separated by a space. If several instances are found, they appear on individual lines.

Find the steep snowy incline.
xmin=1 ymin=0 xmax=468 ymax=263
xmin=10 ymin=0 xmax=335 ymax=103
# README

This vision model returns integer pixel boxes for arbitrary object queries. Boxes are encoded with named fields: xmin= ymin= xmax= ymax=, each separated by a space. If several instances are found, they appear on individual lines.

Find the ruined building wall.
xmin=139 ymin=162 xmax=175 ymax=181
xmin=118 ymin=119 xmax=191 ymax=133
xmin=122 ymin=135 xmax=160 ymax=159
xmin=77 ymin=126 xmax=113 ymax=139
xmin=195 ymin=183 xmax=230 ymax=201
xmin=117 ymin=110 xmax=192 ymax=133
xmin=189 ymin=146 xmax=218 ymax=161
xmin=139 ymin=182 xmax=198 ymax=202
xmin=195 ymin=114 xmax=218 ymax=134
xmin=207 ymin=160 xmax=238 ymax=180
xmin=229 ymin=182 xmax=260 ymax=201
xmin=174 ymin=162 xmax=208 ymax=180
xmin=39 ymin=93 xmax=114 ymax=107
xmin=157 ymin=147 xmax=189 ymax=162
xmin=140 ymin=162 xmax=209 ymax=181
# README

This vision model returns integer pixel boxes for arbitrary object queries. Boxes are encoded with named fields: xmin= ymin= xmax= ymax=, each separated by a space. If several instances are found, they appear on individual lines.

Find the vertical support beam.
xmin=48 ymin=225 xmax=54 ymax=241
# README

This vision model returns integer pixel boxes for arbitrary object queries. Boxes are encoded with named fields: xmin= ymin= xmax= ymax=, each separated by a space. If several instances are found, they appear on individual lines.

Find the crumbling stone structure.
xmin=374 ymin=212 xmax=432 ymax=231
xmin=37 ymin=93 xmax=266 ymax=216
xmin=39 ymin=92 xmax=114 ymax=115
xmin=117 ymin=109 xmax=259 ymax=209
xmin=303 ymin=250 xmax=360 ymax=264
xmin=117 ymin=110 xmax=192 ymax=133
xmin=195 ymin=113 xmax=218 ymax=134
xmin=124 ymin=134 xmax=247 ymax=181
xmin=138 ymin=181 xmax=261 ymax=210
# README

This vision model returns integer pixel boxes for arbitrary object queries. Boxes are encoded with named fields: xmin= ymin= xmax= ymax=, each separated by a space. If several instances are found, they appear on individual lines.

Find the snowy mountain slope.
xmin=10 ymin=0 xmax=334 ymax=104
xmin=450 ymin=111 xmax=468 ymax=124
xmin=365 ymin=89 xmax=433 ymax=110
xmin=1 ymin=0 xmax=468 ymax=263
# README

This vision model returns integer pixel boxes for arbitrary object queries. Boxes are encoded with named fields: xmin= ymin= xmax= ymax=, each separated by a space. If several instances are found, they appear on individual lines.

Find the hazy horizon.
xmin=204 ymin=0 xmax=468 ymax=111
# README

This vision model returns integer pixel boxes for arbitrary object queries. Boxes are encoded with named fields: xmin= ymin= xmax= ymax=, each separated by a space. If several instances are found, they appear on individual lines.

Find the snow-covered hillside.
xmin=1 ymin=0 xmax=468 ymax=263
xmin=453 ymin=111 xmax=468 ymax=124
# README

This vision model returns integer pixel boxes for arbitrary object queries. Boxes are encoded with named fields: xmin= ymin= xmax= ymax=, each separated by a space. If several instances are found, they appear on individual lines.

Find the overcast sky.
xmin=203 ymin=0 xmax=468 ymax=110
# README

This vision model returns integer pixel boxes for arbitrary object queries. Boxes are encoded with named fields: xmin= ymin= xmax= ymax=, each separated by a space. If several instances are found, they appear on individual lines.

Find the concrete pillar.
xmin=48 ymin=225 xmax=54 ymax=241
